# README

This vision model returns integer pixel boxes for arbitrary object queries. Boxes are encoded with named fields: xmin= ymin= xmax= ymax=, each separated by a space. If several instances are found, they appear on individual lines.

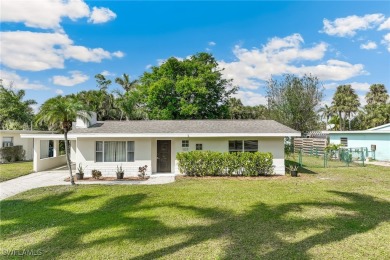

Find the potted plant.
xmin=76 ymin=163 xmax=85 ymax=180
xmin=290 ymin=165 xmax=298 ymax=177
xmin=116 ymin=165 xmax=125 ymax=179
xmin=138 ymin=165 xmax=148 ymax=179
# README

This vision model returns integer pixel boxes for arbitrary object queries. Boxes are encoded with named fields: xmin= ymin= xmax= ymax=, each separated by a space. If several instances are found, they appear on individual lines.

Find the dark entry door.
xmin=157 ymin=140 xmax=171 ymax=172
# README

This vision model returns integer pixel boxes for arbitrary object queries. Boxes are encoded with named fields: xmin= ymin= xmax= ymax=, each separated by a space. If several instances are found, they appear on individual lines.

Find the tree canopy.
xmin=0 ymin=80 xmax=37 ymax=130
xmin=139 ymin=53 xmax=237 ymax=119
xmin=266 ymin=74 xmax=323 ymax=133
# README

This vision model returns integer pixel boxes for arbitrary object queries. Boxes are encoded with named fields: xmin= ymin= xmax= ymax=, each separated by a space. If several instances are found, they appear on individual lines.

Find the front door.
xmin=157 ymin=140 xmax=171 ymax=172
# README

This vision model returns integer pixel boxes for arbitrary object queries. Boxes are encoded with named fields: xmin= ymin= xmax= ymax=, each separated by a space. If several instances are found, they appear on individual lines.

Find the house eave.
xmin=69 ymin=132 xmax=301 ymax=138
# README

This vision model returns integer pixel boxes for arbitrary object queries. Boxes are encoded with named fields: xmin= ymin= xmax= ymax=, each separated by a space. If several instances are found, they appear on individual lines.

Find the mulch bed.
xmin=65 ymin=177 xmax=150 ymax=182
xmin=176 ymin=175 xmax=287 ymax=180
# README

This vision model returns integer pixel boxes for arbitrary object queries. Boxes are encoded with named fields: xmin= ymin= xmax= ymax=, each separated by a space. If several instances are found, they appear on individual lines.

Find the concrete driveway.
xmin=0 ymin=166 xmax=175 ymax=200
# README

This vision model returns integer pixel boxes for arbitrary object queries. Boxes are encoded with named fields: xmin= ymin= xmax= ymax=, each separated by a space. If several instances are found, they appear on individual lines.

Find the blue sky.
xmin=1 ymin=1 xmax=389 ymax=111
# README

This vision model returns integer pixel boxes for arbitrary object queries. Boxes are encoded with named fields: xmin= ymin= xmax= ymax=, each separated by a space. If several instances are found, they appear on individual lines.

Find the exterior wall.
xmin=0 ymin=133 xmax=34 ymax=162
xmin=76 ymin=136 xmax=287 ymax=176
xmin=33 ymin=138 xmax=67 ymax=172
xmin=329 ymin=133 xmax=390 ymax=161
xmin=76 ymin=137 xmax=152 ymax=177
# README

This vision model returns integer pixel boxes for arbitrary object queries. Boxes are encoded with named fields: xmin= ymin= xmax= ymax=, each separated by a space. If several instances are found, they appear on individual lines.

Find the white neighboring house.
xmin=22 ymin=113 xmax=300 ymax=175
xmin=0 ymin=130 xmax=52 ymax=162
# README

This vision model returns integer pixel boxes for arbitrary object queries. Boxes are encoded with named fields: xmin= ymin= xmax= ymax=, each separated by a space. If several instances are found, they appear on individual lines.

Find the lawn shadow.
xmin=1 ymin=188 xmax=389 ymax=259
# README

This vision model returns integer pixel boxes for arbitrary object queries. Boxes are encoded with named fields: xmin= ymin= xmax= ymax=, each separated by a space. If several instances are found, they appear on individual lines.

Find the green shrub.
xmin=91 ymin=169 xmax=102 ymax=179
xmin=177 ymin=151 xmax=274 ymax=177
xmin=0 ymin=145 xmax=26 ymax=162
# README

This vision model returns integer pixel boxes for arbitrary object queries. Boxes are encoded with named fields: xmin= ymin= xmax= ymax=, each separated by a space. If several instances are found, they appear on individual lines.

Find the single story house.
xmin=0 ymin=130 xmax=52 ymax=162
xmin=323 ymin=123 xmax=390 ymax=161
xmin=21 ymin=113 xmax=300 ymax=175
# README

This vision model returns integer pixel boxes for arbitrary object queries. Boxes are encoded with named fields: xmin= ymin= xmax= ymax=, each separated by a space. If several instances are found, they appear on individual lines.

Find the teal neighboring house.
xmin=323 ymin=123 xmax=390 ymax=161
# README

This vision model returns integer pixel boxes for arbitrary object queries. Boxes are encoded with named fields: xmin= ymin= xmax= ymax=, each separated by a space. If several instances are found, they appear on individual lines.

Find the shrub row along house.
xmin=21 ymin=112 xmax=300 ymax=176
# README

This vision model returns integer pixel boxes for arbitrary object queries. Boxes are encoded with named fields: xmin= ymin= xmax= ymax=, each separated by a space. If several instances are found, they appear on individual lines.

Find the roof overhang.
xmin=322 ymin=131 xmax=390 ymax=134
xmin=67 ymin=132 xmax=301 ymax=138
xmin=21 ymin=134 xmax=76 ymax=140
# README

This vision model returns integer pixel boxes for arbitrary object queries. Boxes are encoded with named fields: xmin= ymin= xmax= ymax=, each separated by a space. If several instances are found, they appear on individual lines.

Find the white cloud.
xmin=321 ymin=13 xmax=385 ymax=37
xmin=88 ymin=7 xmax=117 ymax=24
xmin=378 ymin=18 xmax=390 ymax=30
xmin=0 ymin=70 xmax=48 ymax=90
xmin=52 ymin=71 xmax=89 ymax=87
xmin=1 ymin=31 xmax=124 ymax=71
xmin=101 ymin=70 xmax=115 ymax=76
xmin=381 ymin=33 xmax=390 ymax=52
xmin=323 ymin=82 xmax=338 ymax=89
xmin=208 ymin=41 xmax=216 ymax=46
xmin=145 ymin=64 xmax=152 ymax=69
xmin=0 ymin=0 xmax=90 ymax=30
xmin=218 ymin=33 xmax=365 ymax=90
xmin=360 ymin=41 xmax=377 ymax=50
xmin=233 ymin=90 xmax=267 ymax=106
xmin=55 ymin=89 xmax=64 ymax=95
xmin=112 ymin=51 xmax=125 ymax=58
xmin=1 ymin=1 xmax=116 ymax=30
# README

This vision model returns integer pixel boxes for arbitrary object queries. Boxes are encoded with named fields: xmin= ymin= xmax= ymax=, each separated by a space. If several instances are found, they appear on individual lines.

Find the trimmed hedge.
xmin=0 ymin=145 xmax=26 ymax=162
xmin=176 ymin=151 xmax=274 ymax=177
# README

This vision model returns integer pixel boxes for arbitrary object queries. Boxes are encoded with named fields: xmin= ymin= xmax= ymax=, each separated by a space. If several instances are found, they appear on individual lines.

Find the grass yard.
xmin=0 ymin=161 xmax=33 ymax=182
xmin=1 ymin=164 xmax=389 ymax=259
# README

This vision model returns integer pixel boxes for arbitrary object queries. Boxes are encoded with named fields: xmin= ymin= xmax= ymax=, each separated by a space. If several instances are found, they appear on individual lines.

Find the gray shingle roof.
xmin=70 ymin=120 xmax=299 ymax=134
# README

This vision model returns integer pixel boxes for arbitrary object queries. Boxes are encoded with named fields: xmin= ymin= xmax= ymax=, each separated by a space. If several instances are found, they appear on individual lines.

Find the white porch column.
xmin=33 ymin=138 xmax=41 ymax=172
xmin=70 ymin=140 xmax=77 ymax=163
xmin=53 ymin=140 xmax=59 ymax=157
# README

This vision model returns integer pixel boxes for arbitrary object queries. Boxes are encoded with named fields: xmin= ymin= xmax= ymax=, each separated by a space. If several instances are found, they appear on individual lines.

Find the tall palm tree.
xmin=318 ymin=104 xmax=333 ymax=130
xmin=95 ymin=74 xmax=112 ymax=91
xmin=331 ymin=85 xmax=360 ymax=130
xmin=35 ymin=96 xmax=90 ymax=185
xmin=115 ymin=73 xmax=138 ymax=92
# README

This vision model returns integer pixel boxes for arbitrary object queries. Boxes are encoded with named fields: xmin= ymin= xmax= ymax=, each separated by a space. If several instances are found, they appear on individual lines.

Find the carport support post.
xmin=33 ymin=138 xmax=41 ymax=172
xmin=53 ymin=140 xmax=59 ymax=157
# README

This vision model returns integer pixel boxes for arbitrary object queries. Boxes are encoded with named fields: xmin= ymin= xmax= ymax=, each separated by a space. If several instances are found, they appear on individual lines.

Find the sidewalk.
xmin=0 ymin=170 xmax=175 ymax=200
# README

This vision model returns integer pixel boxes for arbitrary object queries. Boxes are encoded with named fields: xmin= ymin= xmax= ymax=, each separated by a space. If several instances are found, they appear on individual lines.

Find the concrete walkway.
xmin=0 ymin=168 xmax=175 ymax=200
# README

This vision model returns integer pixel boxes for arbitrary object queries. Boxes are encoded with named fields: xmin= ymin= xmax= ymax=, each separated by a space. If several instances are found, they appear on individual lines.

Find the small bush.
xmin=91 ymin=169 xmax=102 ymax=179
xmin=138 ymin=165 xmax=148 ymax=179
xmin=0 ymin=146 xmax=26 ymax=162
xmin=177 ymin=151 xmax=274 ymax=177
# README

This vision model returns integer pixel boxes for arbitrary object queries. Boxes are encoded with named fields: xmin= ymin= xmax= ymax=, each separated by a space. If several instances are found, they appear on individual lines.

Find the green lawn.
xmin=0 ymin=161 xmax=33 ymax=182
xmin=1 ymin=164 xmax=389 ymax=259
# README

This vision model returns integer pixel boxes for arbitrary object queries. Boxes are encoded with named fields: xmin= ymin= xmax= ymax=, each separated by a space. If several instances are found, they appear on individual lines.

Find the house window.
xmin=340 ymin=137 xmax=348 ymax=147
xmin=95 ymin=141 xmax=135 ymax=162
xmin=196 ymin=144 xmax=203 ymax=150
xmin=244 ymin=140 xmax=258 ymax=152
xmin=229 ymin=140 xmax=258 ymax=153
xmin=182 ymin=140 xmax=189 ymax=148
xmin=2 ymin=137 xmax=13 ymax=147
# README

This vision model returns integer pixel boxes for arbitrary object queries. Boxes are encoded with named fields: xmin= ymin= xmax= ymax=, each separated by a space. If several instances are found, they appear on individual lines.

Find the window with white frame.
xmin=229 ymin=140 xmax=258 ymax=153
xmin=95 ymin=141 xmax=135 ymax=162
xmin=182 ymin=140 xmax=189 ymax=148
xmin=2 ymin=137 xmax=13 ymax=147
xmin=196 ymin=144 xmax=203 ymax=150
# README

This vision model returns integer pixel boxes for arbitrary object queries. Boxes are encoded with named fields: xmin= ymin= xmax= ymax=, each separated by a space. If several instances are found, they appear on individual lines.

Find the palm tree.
xmin=95 ymin=74 xmax=112 ymax=91
xmin=115 ymin=73 xmax=138 ymax=92
xmin=331 ymin=85 xmax=360 ymax=130
xmin=35 ymin=96 xmax=90 ymax=185
xmin=318 ymin=104 xmax=333 ymax=130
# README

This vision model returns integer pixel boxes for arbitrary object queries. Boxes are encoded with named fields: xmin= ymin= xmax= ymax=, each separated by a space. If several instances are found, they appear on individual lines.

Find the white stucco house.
xmin=0 ymin=130 xmax=52 ymax=162
xmin=21 ymin=113 xmax=300 ymax=175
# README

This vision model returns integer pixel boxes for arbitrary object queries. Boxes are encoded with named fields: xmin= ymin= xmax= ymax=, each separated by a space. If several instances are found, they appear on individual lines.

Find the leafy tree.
xmin=266 ymin=74 xmax=323 ymax=133
xmin=0 ymin=80 xmax=37 ymax=130
xmin=35 ymin=96 xmax=90 ymax=185
xmin=114 ymin=89 xmax=147 ymax=120
xmin=139 ymin=53 xmax=237 ymax=119
xmin=227 ymin=98 xmax=269 ymax=119
xmin=331 ymin=85 xmax=360 ymax=130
